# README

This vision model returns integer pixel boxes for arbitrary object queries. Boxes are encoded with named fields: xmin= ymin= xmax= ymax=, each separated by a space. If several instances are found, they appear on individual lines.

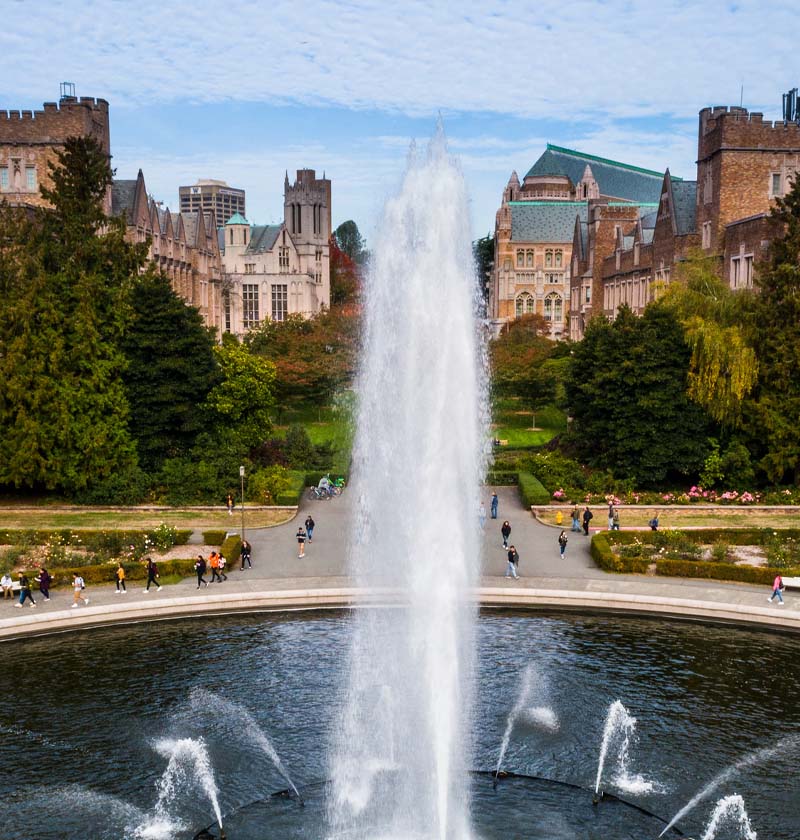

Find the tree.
xmin=565 ymin=305 xmax=711 ymax=485
xmin=0 ymin=137 xmax=142 ymax=492
xmin=473 ymin=233 xmax=494 ymax=303
xmin=329 ymin=235 xmax=361 ymax=306
xmin=664 ymin=252 xmax=758 ymax=426
xmin=121 ymin=273 xmax=220 ymax=468
xmin=334 ymin=220 xmax=366 ymax=264
xmin=204 ymin=340 xmax=276 ymax=450
xmin=748 ymin=174 xmax=800 ymax=482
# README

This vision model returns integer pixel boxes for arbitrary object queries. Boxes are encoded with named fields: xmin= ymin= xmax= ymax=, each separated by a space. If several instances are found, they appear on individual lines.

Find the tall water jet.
xmin=153 ymin=737 xmax=223 ymax=830
xmin=700 ymin=794 xmax=757 ymax=840
xmin=189 ymin=687 xmax=302 ymax=802
xmin=595 ymin=700 xmax=642 ymax=794
xmin=328 ymin=125 xmax=486 ymax=839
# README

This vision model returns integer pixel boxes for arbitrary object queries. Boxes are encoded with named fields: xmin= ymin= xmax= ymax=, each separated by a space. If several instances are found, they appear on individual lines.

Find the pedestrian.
xmin=501 ymin=520 xmax=511 ymax=549
xmin=209 ymin=551 xmax=223 ymax=583
xmin=1 ymin=572 xmax=13 ymax=600
xmin=71 ymin=573 xmax=89 ymax=608
xmin=649 ymin=512 xmax=660 ymax=531
xmin=15 ymin=573 xmax=36 ymax=608
xmin=297 ymin=527 xmax=307 ymax=558
xmin=558 ymin=530 xmax=568 ymax=558
xmin=607 ymin=502 xmax=615 ymax=530
xmin=612 ymin=508 xmax=620 ymax=531
xmin=226 ymin=493 xmax=234 ymax=516
xmin=571 ymin=505 xmax=581 ymax=533
xmin=768 ymin=574 xmax=785 ymax=605
xmin=582 ymin=506 xmax=593 ymax=536
xmin=143 ymin=557 xmax=162 ymax=592
xmin=505 ymin=545 xmax=519 ymax=579
xmin=218 ymin=554 xmax=228 ymax=581
xmin=195 ymin=555 xmax=209 ymax=589
xmin=490 ymin=492 xmax=498 ymax=520
xmin=35 ymin=567 xmax=52 ymax=601
xmin=305 ymin=515 xmax=315 ymax=543
xmin=240 ymin=539 xmax=252 ymax=570
xmin=479 ymin=503 xmax=486 ymax=530
xmin=115 ymin=562 xmax=127 ymax=593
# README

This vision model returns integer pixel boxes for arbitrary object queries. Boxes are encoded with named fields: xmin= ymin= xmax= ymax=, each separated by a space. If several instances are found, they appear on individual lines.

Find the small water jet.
xmin=189 ymin=687 xmax=303 ymax=803
xmin=495 ymin=665 xmax=536 ymax=784
xmin=700 ymin=794 xmax=757 ymax=840
xmin=153 ymin=737 xmax=223 ymax=831
xmin=594 ymin=700 xmax=657 ymax=796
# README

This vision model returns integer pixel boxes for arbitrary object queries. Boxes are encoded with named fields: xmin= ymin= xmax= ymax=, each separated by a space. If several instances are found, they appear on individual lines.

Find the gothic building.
xmin=218 ymin=169 xmax=331 ymax=336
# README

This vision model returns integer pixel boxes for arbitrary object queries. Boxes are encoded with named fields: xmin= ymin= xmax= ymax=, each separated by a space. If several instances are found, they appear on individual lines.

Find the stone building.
xmin=491 ymin=145 xmax=665 ymax=338
xmin=0 ymin=88 xmax=111 ymax=213
xmin=112 ymin=170 xmax=223 ymax=330
xmin=179 ymin=179 xmax=246 ymax=227
xmin=218 ymin=169 xmax=331 ymax=336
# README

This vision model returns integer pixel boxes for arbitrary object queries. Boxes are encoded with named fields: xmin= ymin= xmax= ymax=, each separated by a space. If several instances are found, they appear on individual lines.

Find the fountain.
xmin=700 ymin=794 xmax=757 ymax=840
xmin=594 ymin=700 xmax=657 ymax=796
xmin=328 ymin=123 xmax=485 ymax=839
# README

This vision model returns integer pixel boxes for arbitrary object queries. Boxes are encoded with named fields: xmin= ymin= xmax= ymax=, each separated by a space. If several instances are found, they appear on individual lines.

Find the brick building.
xmin=0 ymin=89 xmax=110 ymax=213
xmin=491 ymin=145 xmax=665 ymax=338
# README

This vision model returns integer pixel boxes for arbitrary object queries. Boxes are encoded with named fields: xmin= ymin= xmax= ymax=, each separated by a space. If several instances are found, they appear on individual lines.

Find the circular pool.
xmin=2 ymin=611 xmax=798 ymax=839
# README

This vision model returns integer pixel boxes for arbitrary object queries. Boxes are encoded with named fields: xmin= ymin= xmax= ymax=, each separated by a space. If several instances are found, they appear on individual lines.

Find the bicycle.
xmin=307 ymin=486 xmax=330 ymax=501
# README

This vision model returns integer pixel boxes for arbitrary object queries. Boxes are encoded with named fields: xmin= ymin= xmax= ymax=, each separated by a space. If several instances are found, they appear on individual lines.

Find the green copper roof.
xmin=524 ymin=145 xmax=671 ymax=203
xmin=225 ymin=212 xmax=249 ymax=225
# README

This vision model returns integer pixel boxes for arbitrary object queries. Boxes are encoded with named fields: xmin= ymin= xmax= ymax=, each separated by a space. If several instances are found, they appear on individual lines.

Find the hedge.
xmin=0 ymin=528 xmax=192 ymax=546
xmin=20 ymin=558 xmax=197 ymax=588
xmin=653 ymin=557 xmax=800 ymax=585
xmin=220 ymin=533 xmax=242 ymax=564
xmin=603 ymin=528 xmax=800 ymax=547
xmin=591 ymin=532 xmax=651 ymax=574
xmin=518 ymin=472 xmax=551 ymax=507
xmin=202 ymin=530 xmax=228 ymax=545
xmin=486 ymin=471 xmax=519 ymax=486
xmin=276 ymin=470 xmax=308 ymax=505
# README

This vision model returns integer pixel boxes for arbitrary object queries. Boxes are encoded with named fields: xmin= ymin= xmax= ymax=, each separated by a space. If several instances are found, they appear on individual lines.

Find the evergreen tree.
xmin=334 ymin=220 xmax=366 ymax=263
xmin=565 ymin=305 xmax=710 ymax=485
xmin=122 ymin=273 xmax=220 ymax=468
xmin=749 ymin=175 xmax=800 ymax=482
xmin=0 ymin=137 xmax=142 ymax=492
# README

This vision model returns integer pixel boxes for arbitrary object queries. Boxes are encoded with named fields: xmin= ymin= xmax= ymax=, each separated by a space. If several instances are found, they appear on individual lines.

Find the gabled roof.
xmin=181 ymin=212 xmax=199 ymax=247
xmin=525 ymin=144 xmax=669 ymax=204
xmin=509 ymin=201 xmax=588 ymax=243
xmin=246 ymin=224 xmax=283 ymax=254
xmin=111 ymin=179 xmax=138 ymax=222
xmin=671 ymin=179 xmax=697 ymax=236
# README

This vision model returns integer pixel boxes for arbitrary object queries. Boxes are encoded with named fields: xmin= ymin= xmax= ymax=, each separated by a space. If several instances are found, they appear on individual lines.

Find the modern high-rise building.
xmin=179 ymin=179 xmax=245 ymax=227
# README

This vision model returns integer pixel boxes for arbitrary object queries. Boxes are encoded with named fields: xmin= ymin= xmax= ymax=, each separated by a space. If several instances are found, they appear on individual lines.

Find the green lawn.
xmin=491 ymin=397 xmax=566 ymax=449
xmin=273 ymin=397 xmax=354 ymax=474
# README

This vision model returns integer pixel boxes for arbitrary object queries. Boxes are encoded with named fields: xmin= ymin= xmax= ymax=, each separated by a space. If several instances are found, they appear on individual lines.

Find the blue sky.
xmin=1 ymin=0 xmax=794 ymax=241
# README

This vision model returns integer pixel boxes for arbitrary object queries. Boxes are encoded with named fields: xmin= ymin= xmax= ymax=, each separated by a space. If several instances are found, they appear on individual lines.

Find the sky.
xmin=1 ymin=0 xmax=796 ymax=241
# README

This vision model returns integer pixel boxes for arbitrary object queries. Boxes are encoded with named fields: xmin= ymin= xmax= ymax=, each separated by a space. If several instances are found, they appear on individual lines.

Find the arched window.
xmin=544 ymin=292 xmax=562 ymax=321
xmin=517 ymin=250 xmax=524 ymax=267
xmin=516 ymin=292 xmax=533 ymax=317
xmin=555 ymin=250 xmax=562 ymax=267
xmin=526 ymin=250 xmax=534 ymax=266
xmin=545 ymin=250 xmax=553 ymax=267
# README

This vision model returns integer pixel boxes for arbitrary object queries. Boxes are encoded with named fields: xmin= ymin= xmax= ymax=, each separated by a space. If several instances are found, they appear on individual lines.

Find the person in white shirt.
xmin=72 ymin=573 xmax=89 ymax=608
xmin=1 ymin=573 xmax=13 ymax=600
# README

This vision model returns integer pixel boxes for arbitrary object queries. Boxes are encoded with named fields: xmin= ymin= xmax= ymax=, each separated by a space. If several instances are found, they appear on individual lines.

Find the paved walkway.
xmin=1 ymin=487 xmax=798 ymax=639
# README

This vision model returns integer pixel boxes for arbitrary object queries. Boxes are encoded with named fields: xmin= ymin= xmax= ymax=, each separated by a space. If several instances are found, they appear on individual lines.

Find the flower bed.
xmin=551 ymin=486 xmax=800 ymax=506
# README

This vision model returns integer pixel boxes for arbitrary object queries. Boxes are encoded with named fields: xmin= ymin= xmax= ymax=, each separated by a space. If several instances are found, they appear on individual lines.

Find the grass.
xmin=536 ymin=506 xmax=800 ymax=529
xmin=0 ymin=508 xmax=295 ymax=531
xmin=272 ymin=398 xmax=354 ymax=473
xmin=491 ymin=397 xmax=565 ymax=449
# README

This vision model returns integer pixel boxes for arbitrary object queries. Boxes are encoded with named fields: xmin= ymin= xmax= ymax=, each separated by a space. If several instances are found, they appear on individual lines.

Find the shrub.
xmin=711 ymin=541 xmax=729 ymax=563
xmin=276 ymin=471 xmax=307 ymax=505
xmin=284 ymin=424 xmax=317 ymax=468
xmin=518 ymin=472 xmax=550 ymax=507
xmin=202 ymin=530 xmax=228 ymax=546
xmin=764 ymin=534 xmax=800 ymax=569
xmin=591 ymin=532 xmax=650 ymax=573
xmin=519 ymin=452 xmax=585 ymax=495
xmin=249 ymin=465 xmax=296 ymax=504
xmin=486 ymin=470 xmax=518 ymax=486
xmin=150 ymin=523 xmax=179 ymax=551
xmin=82 ymin=465 xmax=151 ymax=505
xmin=220 ymin=533 xmax=242 ymax=565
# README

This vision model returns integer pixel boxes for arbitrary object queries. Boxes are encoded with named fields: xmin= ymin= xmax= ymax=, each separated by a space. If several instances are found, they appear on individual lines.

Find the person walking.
xmin=582 ymin=506 xmax=593 ymax=536
xmin=768 ymin=574 xmax=785 ymax=605
xmin=218 ymin=554 xmax=228 ymax=581
xmin=226 ymin=493 xmax=234 ymax=516
xmin=571 ymin=505 xmax=582 ymax=533
xmin=71 ymin=573 xmax=89 ymax=608
xmin=305 ymin=515 xmax=315 ymax=543
xmin=558 ymin=530 xmax=568 ymax=558
xmin=115 ymin=562 xmax=127 ymax=593
xmin=501 ymin=520 xmax=511 ymax=549
xmin=240 ymin=539 xmax=252 ymax=570
xmin=194 ymin=555 xmax=209 ymax=589
xmin=612 ymin=508 xmax=621 ymax=531
xmin=209 ymin=552 xmax=223 ymax=583
xmin=479 ymin=503 xmax=487 ymax=530
xmin=1 ymin=572 xmax=13 ymax=600
xmin=505 ymin=545 xmax=519 ymax=579
xmin=649 ymin=512 xmax=660 ymax=531
xmin=490 ymin=492 xmax=498 ymax=520
xmin=297 ymin=527 xmax=307 ymax=558
xmin=15 ymin=573 xmax=35 ymax=608
xmin=36 ymin=567 xmax=52 ymax=601
xmin=607 ymin=503 xmax=615 ymax=531
xmin=143 ymin=557 xmax=162 ymax=592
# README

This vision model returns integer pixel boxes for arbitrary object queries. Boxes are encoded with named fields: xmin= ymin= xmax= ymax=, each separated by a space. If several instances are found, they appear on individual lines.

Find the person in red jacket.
xmin=768 ymin=574 xmax=785 ymax=605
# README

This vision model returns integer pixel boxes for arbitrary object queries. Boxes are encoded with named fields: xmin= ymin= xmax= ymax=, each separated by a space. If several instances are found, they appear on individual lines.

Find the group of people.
xmin=1 ymin=568 xmax=90 ymax=609
xmin=296 ymin=516 xmax=315 ymax=558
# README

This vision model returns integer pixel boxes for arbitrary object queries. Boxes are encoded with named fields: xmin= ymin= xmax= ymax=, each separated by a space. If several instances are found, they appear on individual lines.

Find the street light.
xmin=239 ymin=465 xmax=245 ymax=543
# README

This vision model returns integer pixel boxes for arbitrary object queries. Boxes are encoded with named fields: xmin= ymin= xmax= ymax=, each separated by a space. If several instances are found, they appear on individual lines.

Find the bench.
xmin=782 ymin=577 xmax=800 ymax=590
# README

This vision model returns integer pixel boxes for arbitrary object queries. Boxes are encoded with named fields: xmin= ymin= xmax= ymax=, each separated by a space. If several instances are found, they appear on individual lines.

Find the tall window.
xmin=516 ymin=250 xmax=524 ymax=267
xmin=0 ymin=167 xmax=7 ymax=190
xmin=744 ymin=255 xmax=754 ymax=288
xmin=555 ymin=250 xmax=563 ymax=267
xmin=279 ymin=247 xmax=289 ymax=268
xmin=730 ymin=257 xmax=741 ymax=288
xmin=771 ymin=173 xmax=783 ymax=197
xmin=515 ymin=292 xmax=534 ymax=316
xmin=244 ymin=263 xmax=255 ymax=275
xmin=702 ymin=221 xmax=712 ymax=249
xmin=242 ymin=283 xmax=260 ymax=329
xmin=223 ymin=290 xmax=231 ymax=333
xmin=545 ymin=250 xmax=553 ymax=267
xmin=526 ymin=250 xmax=533 ymax=266
xmin=271 ymin=284 xmax=288 ymax=321
xmin=315 ymin=248 xmax=323 ymax=263
xmin=544 ymin=292 xmax=562 ymax=321
xmin=25 ymin=166 xmax=36 ymax=191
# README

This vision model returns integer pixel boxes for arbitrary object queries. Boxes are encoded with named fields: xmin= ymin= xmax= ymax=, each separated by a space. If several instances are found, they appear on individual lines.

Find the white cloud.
xmin=0 ymin=0 xmax=794 ymax=121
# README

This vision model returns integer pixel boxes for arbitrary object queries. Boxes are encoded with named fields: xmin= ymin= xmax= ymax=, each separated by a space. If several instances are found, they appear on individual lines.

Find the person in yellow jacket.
xmin=115 ymin=562 xmax=127 ymax=594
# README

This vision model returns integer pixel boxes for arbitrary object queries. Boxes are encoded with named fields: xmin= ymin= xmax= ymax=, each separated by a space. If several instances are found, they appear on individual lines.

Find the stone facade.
xmin=0 ymin=94 xmax=111 ymax=213
xmin=219 ymin=169 xmax=331 ymax=336
xmin=112 ymin=170 xmax=223 ymax=331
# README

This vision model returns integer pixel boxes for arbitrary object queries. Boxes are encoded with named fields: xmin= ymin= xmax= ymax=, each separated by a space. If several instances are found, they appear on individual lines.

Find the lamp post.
xmin=239 ymin=465 xmax=245 ymax=542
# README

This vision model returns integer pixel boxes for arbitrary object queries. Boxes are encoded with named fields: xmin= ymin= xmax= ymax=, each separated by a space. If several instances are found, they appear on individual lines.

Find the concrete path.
xmin=1 ymin=486 xmax=797 ymax=640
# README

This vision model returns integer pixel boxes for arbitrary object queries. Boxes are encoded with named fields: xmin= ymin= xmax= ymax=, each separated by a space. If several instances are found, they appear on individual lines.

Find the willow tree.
xmin=664 ymin=253 xmax=758 ymax=426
